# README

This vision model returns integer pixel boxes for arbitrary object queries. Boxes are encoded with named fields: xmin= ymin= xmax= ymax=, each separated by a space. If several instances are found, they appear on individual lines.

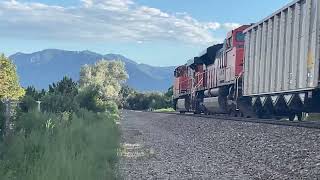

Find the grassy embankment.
xmin=0 ymin=109 xmax=120 ymax=180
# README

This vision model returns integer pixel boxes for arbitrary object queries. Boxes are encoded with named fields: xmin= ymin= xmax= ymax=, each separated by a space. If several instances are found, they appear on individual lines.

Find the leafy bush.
xmin=79 ymin=60 xmax=128 ymax=101
xmin=41 ymin=92 xmax=79 ymax=113
xmin=19 ymin=95 xmax=38 ymax=112
xmin=77 ymin=86 xmax=105 ymax=112
xmin=122 ymin=85 xmax=173 ymax=110
xmin=126 ymin=92 xmax=150 ymax=110
xmin=0 ymin=110 xmax=119 ymax=180
xmin=125 ymin=92 xmax=172 ymax=110
xmin=148 ymin=92 xmax=172 ymax=110
xmin=19 ymin=86 xmax=46 ymax=113
xmin=41 ymin=77 xmax=79 ymax=113
xmin=25 ymin=86 xmax=45 ymax=101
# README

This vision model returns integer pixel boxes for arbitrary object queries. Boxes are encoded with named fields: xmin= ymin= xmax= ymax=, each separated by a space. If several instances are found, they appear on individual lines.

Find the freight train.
xmin=173 ymin=0 xmax=320 ymax=121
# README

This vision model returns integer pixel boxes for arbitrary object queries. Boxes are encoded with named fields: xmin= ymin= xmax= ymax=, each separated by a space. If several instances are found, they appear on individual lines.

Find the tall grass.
xmin=306 ymin=113 xmax=320 ymax=121
xmin=0 ymin=109 xmax=119 ymax=180
xmin=153 ymin=108 xmax=175 ymax=113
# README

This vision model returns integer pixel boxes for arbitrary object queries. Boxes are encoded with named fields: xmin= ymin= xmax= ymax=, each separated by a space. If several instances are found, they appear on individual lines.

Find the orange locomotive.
xmin=174 ymin=25 xmax=250 ymax=115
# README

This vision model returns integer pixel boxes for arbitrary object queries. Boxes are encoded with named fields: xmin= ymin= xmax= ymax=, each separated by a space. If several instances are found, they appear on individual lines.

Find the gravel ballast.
xmin=119 ymin=110 xmax=320 ymax=179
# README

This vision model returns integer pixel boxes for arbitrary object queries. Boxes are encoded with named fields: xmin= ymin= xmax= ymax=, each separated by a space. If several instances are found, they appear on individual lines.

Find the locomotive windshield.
xmin=236 ymin=32 xmax=245 ymax=42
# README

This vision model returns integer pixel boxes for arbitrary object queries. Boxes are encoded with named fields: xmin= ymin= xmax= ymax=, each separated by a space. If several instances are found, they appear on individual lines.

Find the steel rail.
xmin=151 ymin=111 xmax=320 ymax=130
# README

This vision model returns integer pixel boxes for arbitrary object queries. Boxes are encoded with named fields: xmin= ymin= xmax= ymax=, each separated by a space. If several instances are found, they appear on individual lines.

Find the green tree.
xmin=148 ymin=92 xmax=170 ymax=109
xmin=79 ymin=60 xmax=128 ymax=101
xmin=123 ymin=87 xmax=173 ymax=110
xmin=126 ymin=93 xmax=150 ymax=110
xmin=19 ymin=95 xmax=37 ymax=112
xmin=77 ymin=86 xmax=103 ymax=112
xmin=165 ymin=86 xmax=173 ymax=98
xmin=24 ymin=86 xmax=46 ymax=100
xmin=41 ymin=77 xmax=79 ymax=113
xmin=79 ymin=60 xmax=128 ymax=113
xmin=0 ymin=54 xmax=25 ymax=100
xmin=55 ymin=76 xmax=78 ymax=96
xmin=19 ymin=86 xmax=47 ymax=112
xmin=119 ymin=85 xmax=136 ymax=108
xmin=0 ymin=54 xmax=25 ymax=137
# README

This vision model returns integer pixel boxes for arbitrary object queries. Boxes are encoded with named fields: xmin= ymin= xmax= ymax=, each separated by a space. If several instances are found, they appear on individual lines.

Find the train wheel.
xmin=297 ymin=112 xmax=306 ymax=121
xmin=231 ymin=109 xmax=239 ymax=117
xmin=229 ymin=111 xmax=235 ymax=117
xmin=239 ymin=109 xmax=254 ymax=118
xmin=288 ymin=113 xmax=295 ymax=121
xmin=243 ymin=113 xmax=250 ymax=118
xmin=256 ymin=109 xmax=264 ymax=119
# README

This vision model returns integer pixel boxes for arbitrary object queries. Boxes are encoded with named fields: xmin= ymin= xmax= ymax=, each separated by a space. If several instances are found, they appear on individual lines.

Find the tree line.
xmin=121 ymin=85 xmax=173 ymax=111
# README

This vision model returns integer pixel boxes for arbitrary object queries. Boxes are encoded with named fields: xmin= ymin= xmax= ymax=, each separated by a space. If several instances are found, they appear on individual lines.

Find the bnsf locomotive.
xmin=173 ymin=0 xmax=320 ymax=121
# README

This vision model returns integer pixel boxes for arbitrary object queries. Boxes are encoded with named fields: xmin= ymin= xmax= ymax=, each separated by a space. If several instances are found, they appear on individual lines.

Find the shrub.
xmin=41 ymin=93 xmax=79 ymax=113
xmin=19 ymin=95 xmax=38 ymax=112
xmin=0 ymin=110 xmax=119 ymax=180
xmin=77 ymin=86 xmax=103 ymax=112
xmin=41 ymin=77 xmax=79 ymax=113
xmin=125 ymin=92 xmax=172 ymax=110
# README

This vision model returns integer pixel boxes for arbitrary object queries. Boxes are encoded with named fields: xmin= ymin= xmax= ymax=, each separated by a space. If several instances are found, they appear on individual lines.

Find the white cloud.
xmin=205 ymin=22 xmax=221 ymax=30
xmin=0 ymin=0 xmax=240 ymax=44
xmin=81 ymin=0 xmax=93 ymax=7
xmin=222 ymin=23 xmax=241 ymax=31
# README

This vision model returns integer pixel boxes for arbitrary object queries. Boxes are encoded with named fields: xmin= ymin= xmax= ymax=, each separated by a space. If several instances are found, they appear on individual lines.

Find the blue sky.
xmin=0 ymin=0 xmax=291 ymax=66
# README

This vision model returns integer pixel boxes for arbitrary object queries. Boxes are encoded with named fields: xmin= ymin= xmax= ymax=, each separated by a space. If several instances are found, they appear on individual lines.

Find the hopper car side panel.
xmin=243 ymin=0 xmax=320 ymax=96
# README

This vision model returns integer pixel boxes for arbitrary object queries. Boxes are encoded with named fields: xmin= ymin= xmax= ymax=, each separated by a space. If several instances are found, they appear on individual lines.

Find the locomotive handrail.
xmin=175 ymin=70 xmax=212 ymax=95
xmin=175 ymin=66 xmax=238 ymax=96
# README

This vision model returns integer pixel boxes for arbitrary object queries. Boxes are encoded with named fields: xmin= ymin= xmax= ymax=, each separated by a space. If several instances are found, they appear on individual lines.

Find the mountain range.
xmin=10 ymin=49 xmax=176 ymax=91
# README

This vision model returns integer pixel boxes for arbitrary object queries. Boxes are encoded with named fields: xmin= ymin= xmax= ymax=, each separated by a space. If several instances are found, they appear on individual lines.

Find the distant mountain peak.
xmin=10 ymin=49 xmax=175 ymax=91
xmin=80 ymin=50 xmax=101 ymax=56
xmin=103 ymin=53 xmax=137 ymax=64
xmin=11 ymin=52 xmax=25 ymax=56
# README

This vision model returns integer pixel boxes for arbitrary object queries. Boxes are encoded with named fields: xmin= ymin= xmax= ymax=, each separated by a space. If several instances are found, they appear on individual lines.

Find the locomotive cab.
xmin=174 ymin=65 xmax=189 ymax=97
xmin=217 ymin=25 xmax=250 ymax=86
xmin=173 ymin=65 xmax=192 ymax=112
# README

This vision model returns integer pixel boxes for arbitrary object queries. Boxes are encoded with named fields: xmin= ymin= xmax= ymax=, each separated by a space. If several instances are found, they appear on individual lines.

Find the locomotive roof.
xmin=204 ymin=44 xmax=223 ymax=65
xmin=187 ymin=57 xmax=201 ymax=69
xmin=187 ymin=43 xmax=223 ymax=68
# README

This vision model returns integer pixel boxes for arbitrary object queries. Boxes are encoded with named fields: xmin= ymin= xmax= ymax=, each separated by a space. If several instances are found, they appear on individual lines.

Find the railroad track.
xmin=152 ymin=111 xmax=320 ymax=130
